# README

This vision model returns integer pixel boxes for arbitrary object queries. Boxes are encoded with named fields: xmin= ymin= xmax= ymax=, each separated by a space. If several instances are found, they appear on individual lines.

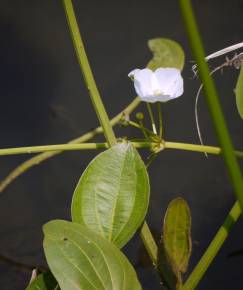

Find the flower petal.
xmin=155 ymin=68 xmax=183 ymax=100
xmin=128 ymin=67 xmax=183 ymax=103
xmin=132 ymin=68 xmax=154 ymax=99
xmin=171 ymin=75 xmax=184 ymax=99
xmin=128 ymin=69 xmax=140 ymax=79
xmin=155 ymin=94 xmax=173 ymax=102
xmin=139 ymin=94 xmax=162 ymax=103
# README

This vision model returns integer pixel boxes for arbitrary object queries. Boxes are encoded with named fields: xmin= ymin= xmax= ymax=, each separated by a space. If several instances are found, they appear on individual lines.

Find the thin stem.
xmin=0 ymin=142 xmax=152 ymax=156
xmin=179 ymin=0 xmax=243 ymax=212
xmin=139 ymin=121 xmax=150 ymax=140
xmin=140 ymin=221 xmax=158 ymax=266
xmin=0 ymin=143 xmax=108 ymax=155
xmin=63 ymin=0 xmax=116 ymax=146
xmin=157 ymin=103 xmax=163 ymax=138
xmin=139 ymin=152 xmax=161 ymax=270
xmin=182 ymin=201 xmax=240 ymax=290
xmin=0 ymin=140 xmax=243 ymax=158
xmin=146 ymin=103 xmax=158 ymax=135
xmin=164 ymin=142 xmax=220 ymax=155
xmin=146 ymin=153 xmax=158 ymax=168
xmin=164 ymin=142 xmax=243 ymax=158
xmin=0 ymin=98 xmax=140 ymax=193
xmin=128 ymin=120 xmax=155 ymax=137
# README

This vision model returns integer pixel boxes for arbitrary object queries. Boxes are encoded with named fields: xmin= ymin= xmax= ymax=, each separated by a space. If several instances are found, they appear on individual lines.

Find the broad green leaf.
xmin=43 ymin=220 xmax=142 ymax=290
xmin=71 ymin=143 xmax=150 ymax=248
xmin=147 ymin=38 xmax=185 ymax=71
xmin=26 ymin=271 xmax=59 ymax=290
xmin=235 ymin=66 xmax=243 ymax=118
xmin=163 ymin=197 xmax=192 ymax=274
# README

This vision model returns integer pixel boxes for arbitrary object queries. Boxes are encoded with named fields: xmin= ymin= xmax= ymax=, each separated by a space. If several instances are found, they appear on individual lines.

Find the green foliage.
xmin=163 ymin=197 xmax=192 ymax=273
xmin=158 ymin=198 xmax=191 ymax=290
xmin=235 ymin=66 xmax=243 ymax=118
xmin=71 ymin=143 xmax=150 ymax=248
xmin=43 ymin=220 xmax=142 ymax=290
xmin=147 ymin=38 xmax=185 ymax=71
xmin=26 ymin=271 xmax=59 ymax=290
xmin=3 ymin=0 xmax=239 ymax=288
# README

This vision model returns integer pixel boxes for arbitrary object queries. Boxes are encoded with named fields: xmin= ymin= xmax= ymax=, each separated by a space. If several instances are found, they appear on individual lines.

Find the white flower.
xmin=128 ymin=68 xmax=183 ymax=103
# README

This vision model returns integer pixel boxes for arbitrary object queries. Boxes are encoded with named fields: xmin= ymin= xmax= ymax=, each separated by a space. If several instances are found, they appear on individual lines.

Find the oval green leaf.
xmin=163 ymin=197 xmax=191 ymax=274
xmin=235 ymin=66 xmax=243 ymax=118
xmin=147 ymin=38 xmax=185 ymax=71
xmin=71 ymin=143 xmax=150 ymax=248
xmin=26 ymin=271 xmax=59 ymax=290
xmin=43 ymin=220 xmax=142 ymax=290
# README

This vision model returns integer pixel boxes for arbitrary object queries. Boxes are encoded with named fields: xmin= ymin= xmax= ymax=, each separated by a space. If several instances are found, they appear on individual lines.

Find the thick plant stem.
xmin=179 ymin=0 xmax=243 ymax=288
xmin=63 ymin=0 xmax=116 ymax=146
xmin=0 ymin=98 xmax=140 ymax=193
xmin=182 ymin=202 xmax=240 ymax=290
xmin=179 ymin=0 xmax=243 ymax=212
xmin=65 ymin=1 xmax=158 ymax=276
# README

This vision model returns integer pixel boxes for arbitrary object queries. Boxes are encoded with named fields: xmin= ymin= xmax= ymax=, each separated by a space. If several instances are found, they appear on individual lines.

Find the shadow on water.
xmin=0 ymin=21 xmax=59 ymax=146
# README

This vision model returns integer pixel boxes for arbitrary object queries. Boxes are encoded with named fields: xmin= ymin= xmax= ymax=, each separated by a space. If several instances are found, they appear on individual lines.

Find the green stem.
xmin=140 ymin=221 xmax=158 ymax=266
xmin=157 ymin=103 xmax=163 ymax=138
xmin=128 ymin=120 xmax=155 ymax=137
xmin=0 ymin=140 xmax=243 ymax=158
xmin=164 ymin=141 xmax=221 ymax=154
xmin=179 ymin=0 xmax=243 ymax=212
xmin=0 ymin=142 xmax=152 ymax=156
xmin=164 ymin=142 xmax=243 ymax=158
xmin=0 ymin=97 xmax=140 ymax=193
xmin=179 ymin=1 xmax=243 ymax=288
xmin=182 ymin=201 xmax=240 ymax=290
xmin=146 ymin=103 xmax=158 ymax=134
xmin=63 ymin=0 xmax=116 ymax=146
xmin=59 ymin=2 xmax=158 ymax=276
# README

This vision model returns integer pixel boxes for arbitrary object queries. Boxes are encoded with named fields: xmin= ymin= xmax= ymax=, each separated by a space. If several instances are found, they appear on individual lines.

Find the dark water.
xmin=0 ymin=1 xmax=243 ymax=289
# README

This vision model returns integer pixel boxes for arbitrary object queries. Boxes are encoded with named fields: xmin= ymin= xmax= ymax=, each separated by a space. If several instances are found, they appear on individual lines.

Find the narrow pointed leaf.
xmin=43 ymin=220 xmax=142 ymax=290
xmin=235 ymin=66 xmax=243 ymax=118
xmin=147 ymin=38 xmax=185 ymax=71
xmin=71 ymin=143 xmax=150 ymax=248
xmin=26 ymin=271 xmax=59 ymax=290
xmin=163 ymin=197 xmax=191 ymax=274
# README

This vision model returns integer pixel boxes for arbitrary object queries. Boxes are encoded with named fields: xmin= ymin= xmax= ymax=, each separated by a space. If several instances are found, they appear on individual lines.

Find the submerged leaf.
xmin=235 ymin=66 xmax=243 ymax=118
xmin=147 ymin=38 xmax=185 ymax=71
xmin=71 ymin=142 xmax=150 ymax=248
xmin=163 ymin=197 xmax=192 ymax=274
xmin=26 ymin=271 xmax=59 ymax=290
xmin=43 ymin=220 xmax=142 ymax=290
xmin=158 ymin=241 xmax=182 ymax=290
